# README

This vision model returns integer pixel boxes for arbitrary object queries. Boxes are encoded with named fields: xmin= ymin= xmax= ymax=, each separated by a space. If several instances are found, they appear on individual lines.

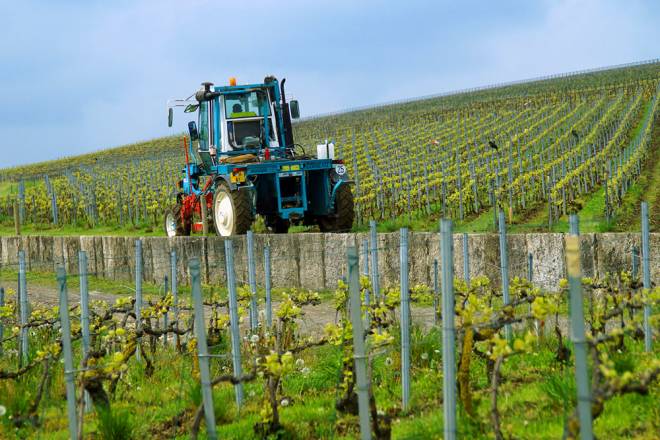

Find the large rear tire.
xmin=319 ymin=184 xmax=355 ymax=232
xmin=164 ymin=204 xmax=191 ymax=237
xmin=212 ymin=183 xmax=254 ymax=236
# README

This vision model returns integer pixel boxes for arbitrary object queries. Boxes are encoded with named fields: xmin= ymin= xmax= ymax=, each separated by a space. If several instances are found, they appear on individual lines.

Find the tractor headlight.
xmin=231 ymin=168 xmax=246 ymax=184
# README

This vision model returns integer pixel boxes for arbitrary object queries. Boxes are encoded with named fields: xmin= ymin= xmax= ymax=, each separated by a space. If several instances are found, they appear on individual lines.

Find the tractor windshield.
xmin=225 ymin=91 xmax=270 ymax=119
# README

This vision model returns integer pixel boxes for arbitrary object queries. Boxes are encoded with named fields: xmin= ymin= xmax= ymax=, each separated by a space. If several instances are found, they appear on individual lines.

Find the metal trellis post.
xmin=171 ymin=250 xmax=179 ymax=349
xmin=400 ymin=228 xmax=410 ymax=411
xmin=567 ymin=214 xmax=593 ymax=440
xmin=78 ymin=251 xmax=92 ymax=412
xmin=190 ymin=257 xmax=218 ymax=440
xmin=57 ymin=266 xmax=79 ymax=440
xmin=463 ymin=232 xmax=470 ymax=287
xmin=641 ymin=202 xmax=652 ymax=351
xmin=225 ymin=240 xmax=244 ymax=406
xmin=264 ymin=245 xmax=272 ymax=328
xmin=348 ymin=246 xmax=372 ymax=440
xmin=135 ymin=239 xmax=142 ymax=361
xmin=440 ymin=219 xmax=456 ymax=440
xmin=433 ymin=259 xmax=439 ymax=327
xmin=18 ymin=250 xmax=29 ymax=366
xmin=247 ymin=230 xmax=259 ymax=331
xmin=498 ymin=210 xmax=511 ymax=342
xmin=369 ymin=220 xmax=380 ymax=303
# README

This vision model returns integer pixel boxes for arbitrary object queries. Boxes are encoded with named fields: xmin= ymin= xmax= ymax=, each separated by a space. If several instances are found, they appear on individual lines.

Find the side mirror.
xmin=188 ymin=121 xmax=199 ymax=141
xmin=168 ymin=108 xmax=173 ymax=127
xmin=289 ymin=100 xmax=300 ymax=119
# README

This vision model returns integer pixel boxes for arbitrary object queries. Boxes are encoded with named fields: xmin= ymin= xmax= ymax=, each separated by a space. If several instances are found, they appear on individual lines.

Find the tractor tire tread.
xmin=319 ymin=184 xmax=355 ymax=232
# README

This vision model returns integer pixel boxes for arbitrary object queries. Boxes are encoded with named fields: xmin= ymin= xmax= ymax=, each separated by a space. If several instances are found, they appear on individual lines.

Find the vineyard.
xmin=1 ymin=60 xmax=660 ymax=234
xmin=0 ymin=216 xmax=658 ymax=439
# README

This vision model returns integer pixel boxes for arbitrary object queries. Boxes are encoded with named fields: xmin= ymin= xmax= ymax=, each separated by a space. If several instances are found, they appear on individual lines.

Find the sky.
xmin=0 ymin=0 xmax=658 ymax=168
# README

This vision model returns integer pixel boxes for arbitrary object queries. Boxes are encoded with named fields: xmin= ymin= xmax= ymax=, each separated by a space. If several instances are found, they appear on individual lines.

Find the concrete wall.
xmin=0 ymin=233 xmax=657 ymax=291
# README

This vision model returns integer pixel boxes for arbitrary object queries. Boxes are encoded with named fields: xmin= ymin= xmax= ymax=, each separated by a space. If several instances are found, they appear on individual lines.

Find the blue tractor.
xmin=165 ymin=76 xmax=354 ymax=236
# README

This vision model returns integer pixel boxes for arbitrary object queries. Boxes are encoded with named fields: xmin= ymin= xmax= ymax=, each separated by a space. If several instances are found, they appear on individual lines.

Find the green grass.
xmin=0 ymin=222 xmax=166 ymax=237
xmin=4 ymin=330 xmax=657 ymax=439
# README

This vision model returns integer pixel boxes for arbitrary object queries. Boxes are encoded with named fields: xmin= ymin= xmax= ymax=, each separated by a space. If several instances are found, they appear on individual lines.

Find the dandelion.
xmin=385 ymin=357 xmax=393 ymax=366
xmin=280 ymin=398 xmax=290 ymax=407
xmin=250 ymin=334 xmax=259 ymax=344
xmin=301 ymin=367 xmax=311 ymax=375
xmin=421 ymin=352 xmax=429 ymax=360
xmin=249 ymin=390 xmax=256 ymax=397
xmin=0 ymin=405 xmax=6 ymax=417
xmin=295 ymin=358 xmax=305 ymax=368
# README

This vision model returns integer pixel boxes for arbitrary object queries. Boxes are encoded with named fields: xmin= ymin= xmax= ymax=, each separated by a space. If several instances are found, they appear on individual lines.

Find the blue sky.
xmin=1 ymin=0 xmax=658 ymax=167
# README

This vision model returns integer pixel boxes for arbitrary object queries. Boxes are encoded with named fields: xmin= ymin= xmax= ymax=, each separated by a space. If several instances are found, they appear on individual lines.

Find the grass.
xmin=2 ymin=326 xmax=657 ymax=439
xmin=0 ymin=222 xmax=165 ymax=237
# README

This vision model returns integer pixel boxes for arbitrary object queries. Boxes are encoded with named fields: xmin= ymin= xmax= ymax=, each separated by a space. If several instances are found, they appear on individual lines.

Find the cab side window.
xmin=198 ymin=102 xmax=209 ymax=150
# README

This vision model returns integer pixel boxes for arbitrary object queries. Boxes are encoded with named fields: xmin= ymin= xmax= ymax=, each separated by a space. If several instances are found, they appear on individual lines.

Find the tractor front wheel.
xmin=319 ymin=184 xmax=355 ymax=232
xmin=164 ymin=204 xmax=191 ymax=237
xmin=212 ymin=183 xmax=253 ymax=236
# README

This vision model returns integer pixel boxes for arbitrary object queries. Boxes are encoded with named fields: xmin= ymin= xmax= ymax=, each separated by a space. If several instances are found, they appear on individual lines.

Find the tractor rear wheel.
xmin=164 ymin=204 xmax=191 ymax=237
xmin=212 ymin=183 xmax=253 ymax=236
xmin=319 ymin=184 xmax=354 ymax=232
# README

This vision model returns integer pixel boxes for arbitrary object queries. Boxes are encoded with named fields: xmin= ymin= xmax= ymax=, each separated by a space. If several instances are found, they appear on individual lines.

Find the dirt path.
xmin=23 ymin=285 xmax=122 ymax=309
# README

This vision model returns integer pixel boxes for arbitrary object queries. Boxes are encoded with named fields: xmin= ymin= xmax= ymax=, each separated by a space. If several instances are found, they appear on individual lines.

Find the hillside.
xmin=1 ymin=60 xmax=659 ymax=235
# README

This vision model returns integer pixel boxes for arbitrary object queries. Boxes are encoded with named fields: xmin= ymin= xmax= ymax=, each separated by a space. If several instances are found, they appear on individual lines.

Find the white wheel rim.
xmin=165 ymin=213 xmax=177 ymax=237
xmin=214 ymin=191 xmax=234 ymax=236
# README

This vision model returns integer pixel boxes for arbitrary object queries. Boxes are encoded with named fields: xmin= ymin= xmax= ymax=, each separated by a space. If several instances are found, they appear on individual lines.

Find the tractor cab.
xmin=169 ymin=77 xmax=298 ymax=169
